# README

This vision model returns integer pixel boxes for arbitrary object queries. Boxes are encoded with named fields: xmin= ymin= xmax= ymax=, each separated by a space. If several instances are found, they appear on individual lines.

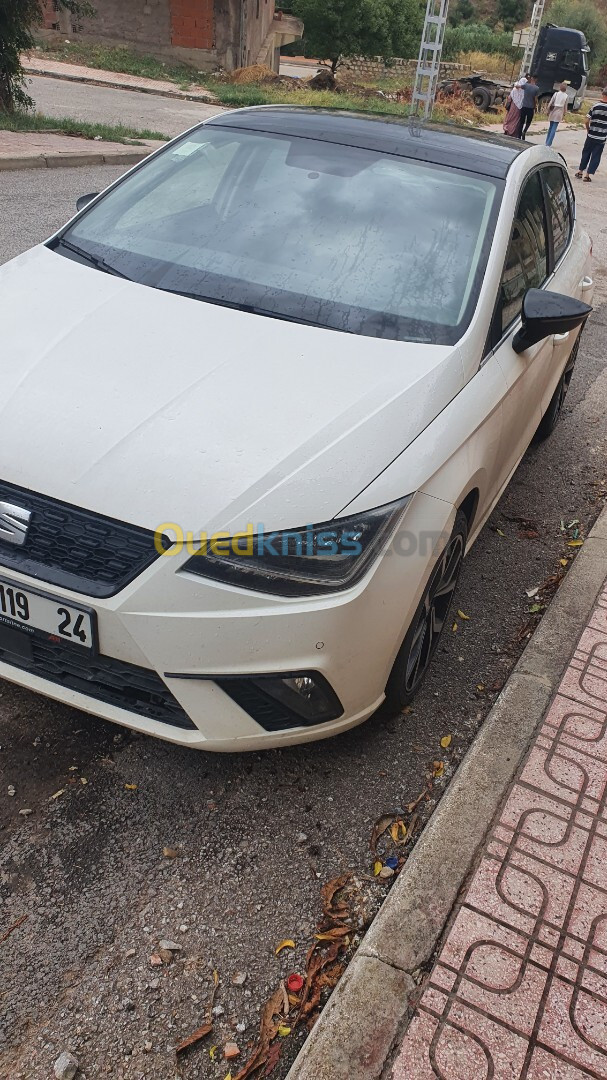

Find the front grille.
xmin=0 ymin=627 xmax=195 ymax=730
xmin=0 ymin=479 xmax=170 ymax=598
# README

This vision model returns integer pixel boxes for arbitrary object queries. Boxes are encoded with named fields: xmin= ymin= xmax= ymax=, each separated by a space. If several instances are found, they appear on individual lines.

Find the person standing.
xmin=503 ymin=78 xmax=526 ymax=138
xmin=576 ymin=87 xmax=607 ymax=182
xmin=545 ymin=82 xmax=569 ymax=146
xmin=519 ymin=74 xmax=540 ymax=139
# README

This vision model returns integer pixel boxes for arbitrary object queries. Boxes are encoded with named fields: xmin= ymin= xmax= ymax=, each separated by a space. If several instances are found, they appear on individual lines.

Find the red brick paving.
xmin=393 ymin=585 xmax=607 ymax=1079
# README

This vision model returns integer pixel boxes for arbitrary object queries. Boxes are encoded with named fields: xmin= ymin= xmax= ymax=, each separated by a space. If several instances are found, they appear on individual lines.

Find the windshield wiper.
xmin=54 ymin=238 xmax=132 ymax=280
xmin=160 ymin=287 xmax=348 ymax=332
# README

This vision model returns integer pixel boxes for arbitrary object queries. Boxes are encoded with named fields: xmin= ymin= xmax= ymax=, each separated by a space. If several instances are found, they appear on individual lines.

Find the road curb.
xmin=287 ymin=501 xmax=607 ymax=1080
xmin=0 ymin=148 xmax=153 ymax=172
xmin=23 ymin=65 xmax=219 ymax=104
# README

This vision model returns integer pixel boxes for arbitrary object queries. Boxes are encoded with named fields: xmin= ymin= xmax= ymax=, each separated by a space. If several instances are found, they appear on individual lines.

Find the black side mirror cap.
xmin=513 ymin=288 xmax=592 ymax=354
xmin=76 ymin=192 xmax=99 ymax=212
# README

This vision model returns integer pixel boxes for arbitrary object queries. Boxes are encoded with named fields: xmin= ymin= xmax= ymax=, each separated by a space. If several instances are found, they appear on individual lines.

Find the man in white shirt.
xmin=546 ymin=83 xmax=569 ymax=146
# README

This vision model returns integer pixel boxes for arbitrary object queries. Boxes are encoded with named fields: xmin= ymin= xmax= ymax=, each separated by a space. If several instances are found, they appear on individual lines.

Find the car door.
xmin=488 ymin=169 xmax=555 ymax=481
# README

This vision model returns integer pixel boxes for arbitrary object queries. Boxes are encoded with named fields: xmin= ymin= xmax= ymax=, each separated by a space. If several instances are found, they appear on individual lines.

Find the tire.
xmin=534 ymin=332 xmax=581 ymax=442
xmin=385 ymin=511 xmax=468 ymax=711
xmin=472 ymin=87 xmax=492 ymax=111
xmin=538 ymin=93 xmax=552 ymax=116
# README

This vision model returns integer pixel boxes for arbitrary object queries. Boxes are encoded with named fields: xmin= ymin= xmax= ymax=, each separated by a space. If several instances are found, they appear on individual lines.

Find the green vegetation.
xmin=1 ymin=0 xmax=95 ymax=112
xmin=34 ymin=39 xmax=199 ymax=88
xmin=0 ymin=110 xmax=167 ymax=142
xmin=443 ymin=23 xmax=519 ymax=62
xmin=288 ymin=0 xmax=423 ymax=72
xmin=497 ymin=0 xmax=528 ymax=30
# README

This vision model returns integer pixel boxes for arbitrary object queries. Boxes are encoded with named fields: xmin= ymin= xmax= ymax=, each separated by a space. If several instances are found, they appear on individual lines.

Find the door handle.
xmin=580 ymin=276 xmax=593 ymax=291
xmin=553 ymin=332 xmax=570 ymax=343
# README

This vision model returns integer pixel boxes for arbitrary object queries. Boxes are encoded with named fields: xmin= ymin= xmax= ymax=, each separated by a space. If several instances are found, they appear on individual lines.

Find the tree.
xmin=449 ymin=0 xmax=476 ymax=27
xmin=291 ymin=0 xmax=423 ymax=72
xmin=497 ymin=0 xmax=528 ymax=30
xmin=545 ymin=0 xmax=607 ymax=68
xmin=0 ymin=0 xmax=95 ymax=113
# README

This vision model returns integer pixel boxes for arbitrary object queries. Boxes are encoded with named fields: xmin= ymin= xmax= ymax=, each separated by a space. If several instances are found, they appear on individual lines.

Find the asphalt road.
xmin=1 ymin=131 xmax=607 ymax=1080
xmin=27 ymin=74 xmax=223 ymax=137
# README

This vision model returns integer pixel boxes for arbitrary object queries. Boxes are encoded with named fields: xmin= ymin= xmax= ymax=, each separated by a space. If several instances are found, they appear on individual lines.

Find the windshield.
xmin=56 ymin=124 xmax=501 ymax=345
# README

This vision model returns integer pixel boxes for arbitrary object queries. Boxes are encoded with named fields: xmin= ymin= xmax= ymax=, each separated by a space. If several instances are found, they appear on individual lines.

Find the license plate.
xmin=0 ymin=577 xmax=95 ymax=650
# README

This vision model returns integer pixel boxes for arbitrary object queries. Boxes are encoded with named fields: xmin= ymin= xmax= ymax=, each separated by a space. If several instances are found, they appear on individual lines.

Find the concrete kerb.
xmin=23 ymin=65 xmax=218 ymax=103
xmin=287 ymin=500 xmax=607 ymax=1080
xmin=0 ymin=148 xmax=152 ymax=171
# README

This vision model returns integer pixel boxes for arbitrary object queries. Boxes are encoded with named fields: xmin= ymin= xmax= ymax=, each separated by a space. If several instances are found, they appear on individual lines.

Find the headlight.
xmin=180 ymin=496 xmax=410 ymax=597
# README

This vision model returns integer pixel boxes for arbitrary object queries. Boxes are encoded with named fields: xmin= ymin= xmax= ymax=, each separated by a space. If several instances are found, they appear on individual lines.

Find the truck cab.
xmin=533 ymin=24 xmax=590 ymax=111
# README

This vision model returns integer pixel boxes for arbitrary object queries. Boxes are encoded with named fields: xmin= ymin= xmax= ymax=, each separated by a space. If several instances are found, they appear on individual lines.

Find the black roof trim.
xmin=206 ymin=107 xmax=530 ymax=178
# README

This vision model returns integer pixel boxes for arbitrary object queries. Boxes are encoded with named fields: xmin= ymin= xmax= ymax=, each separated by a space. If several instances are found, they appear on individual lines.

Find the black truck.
xmin=441 ymin=24 xmax=590 ymax=113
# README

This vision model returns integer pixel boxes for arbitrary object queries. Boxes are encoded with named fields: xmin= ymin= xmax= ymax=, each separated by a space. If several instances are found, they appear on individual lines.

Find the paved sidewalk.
xmin=395 ymin=579 xmax=607 ymax=1079
xmin=0 ymin=130 xmax=164 ymax=170
xmin=21 ymin=54 xmax=218 ymax=102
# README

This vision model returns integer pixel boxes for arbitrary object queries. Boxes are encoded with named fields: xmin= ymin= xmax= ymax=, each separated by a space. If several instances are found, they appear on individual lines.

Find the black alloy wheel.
xmin=385 ymin=511 xmax=468 ymax=710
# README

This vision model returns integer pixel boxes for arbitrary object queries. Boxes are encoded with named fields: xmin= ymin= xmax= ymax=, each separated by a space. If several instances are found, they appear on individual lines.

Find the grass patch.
xmin=32 ymin=40 xmax=198 ymax=88
xmin=208 ymin=82 xmax=486 ymax=126
xmin=455 ymin=50 xmax=519 ymax=80
xmin=0 ymin=110 xmax=167 ymax=143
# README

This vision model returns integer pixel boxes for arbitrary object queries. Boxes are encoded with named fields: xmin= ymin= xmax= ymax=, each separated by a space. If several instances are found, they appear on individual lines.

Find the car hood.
xmin=0 ymin=246 xmax=463 ymax=534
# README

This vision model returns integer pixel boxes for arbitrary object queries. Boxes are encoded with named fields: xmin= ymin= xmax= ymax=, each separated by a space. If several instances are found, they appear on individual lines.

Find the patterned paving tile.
xmin=392 ymin=578 xmax=607 ymax=1080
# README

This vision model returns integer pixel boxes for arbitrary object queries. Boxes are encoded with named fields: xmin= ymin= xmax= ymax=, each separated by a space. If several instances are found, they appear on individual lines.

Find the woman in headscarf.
xmin=503 ymin=78 xmax=526 ymax=138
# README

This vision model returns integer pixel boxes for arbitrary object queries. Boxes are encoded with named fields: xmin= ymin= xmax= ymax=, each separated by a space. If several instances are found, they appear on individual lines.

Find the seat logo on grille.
xmin=0 ymin=502 xmax=32 ymax=547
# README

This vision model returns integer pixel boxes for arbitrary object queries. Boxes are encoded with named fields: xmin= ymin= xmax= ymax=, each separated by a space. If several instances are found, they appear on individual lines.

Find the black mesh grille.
xmin=0 ymin=479 xmax=169 ymax=598
xmin=0 ymin=626 xmax=195 ymax=730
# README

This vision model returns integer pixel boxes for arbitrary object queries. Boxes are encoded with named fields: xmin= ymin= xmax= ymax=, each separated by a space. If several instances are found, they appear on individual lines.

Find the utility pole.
xmin=519 ymin=0 xmax=546 ymax=79
xmin=411 ymin=0 xmax=450 ymax=120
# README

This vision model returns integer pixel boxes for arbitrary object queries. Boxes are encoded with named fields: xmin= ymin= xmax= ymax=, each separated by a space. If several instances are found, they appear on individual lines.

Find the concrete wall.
xmin=341 ymin=56 xmax=468 ymax=80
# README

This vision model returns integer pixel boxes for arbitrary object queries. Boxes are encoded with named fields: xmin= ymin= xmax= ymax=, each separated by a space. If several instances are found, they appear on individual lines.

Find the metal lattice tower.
xmin=411 ymin=0 xmax=450 ymax=121
xmin=519 ymin=0 xmax=546 ymax=79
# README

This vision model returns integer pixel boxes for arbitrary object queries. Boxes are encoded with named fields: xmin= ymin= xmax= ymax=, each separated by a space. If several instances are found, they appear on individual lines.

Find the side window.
xmin=500 ymin=172 xmax=548 ymax=333
xmin=543 ymin=165 xmax=572 ymax=264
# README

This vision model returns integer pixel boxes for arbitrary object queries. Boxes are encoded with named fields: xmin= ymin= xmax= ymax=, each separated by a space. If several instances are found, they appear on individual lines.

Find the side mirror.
xmin=76 ymin=192 xmax=99 ymax=212
xmin=513 ymin=288 xmax=592 ymax=354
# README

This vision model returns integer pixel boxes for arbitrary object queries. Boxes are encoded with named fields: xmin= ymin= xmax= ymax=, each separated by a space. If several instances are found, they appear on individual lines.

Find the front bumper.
xmin=0 ymin=491 xmax=455 ymax=751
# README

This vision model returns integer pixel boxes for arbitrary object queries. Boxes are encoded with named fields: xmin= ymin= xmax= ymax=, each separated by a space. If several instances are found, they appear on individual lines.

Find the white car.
xmin=0 ymin=108 xmax=593 ymax=751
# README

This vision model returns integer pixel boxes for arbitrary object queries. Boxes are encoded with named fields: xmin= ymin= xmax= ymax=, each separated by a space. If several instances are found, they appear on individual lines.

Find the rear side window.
xmin=500 ymin=172 xmax=548 ymax=333
xmin=543 ymin=165 xmax=572 ymax=264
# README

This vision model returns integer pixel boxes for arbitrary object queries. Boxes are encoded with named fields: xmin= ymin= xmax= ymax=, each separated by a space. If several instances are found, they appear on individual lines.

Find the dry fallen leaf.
xmin=50 ymin=789 xmax=65 ymax=800
xmin=275 ymin=940 xmax=295 ymax=956
xmin=560 ymin=558 xmax=569 ymax=567
xmin=125 ymin=783 xmax=138 ymax=791
xmin=210 ymin=1046 xmax=218 ymax=1061
xmin=277 ymin=1026 xmax=291 ymax=1037
xmin=457 ymin=610 xmax=470 ymax=620
xmin=568 ymin=539 xmax=584 ymax=548
xmin=373 ymin=860 xmax=382 ymax=876
xmin=175 ymin=1021 xmax=213 ymax=1055
xmin=440 ymin=735 xmax=452 ymax=749
xmin=433 ymin=761 xmax=444 ymax=778
xmin=452 ymin=621 xmax=458 ymax=632
xmin=496 ymin=528 xmax=506 ymax=537
xmin=370 ymin=813 xmax=396 ymax=855
xmin=163 ymin=846 xmax=179 ymax=858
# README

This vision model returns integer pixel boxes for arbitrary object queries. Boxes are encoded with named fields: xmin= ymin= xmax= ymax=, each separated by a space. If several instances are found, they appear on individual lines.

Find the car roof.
xmin=206 ymin=106 xmax=530 ymax=179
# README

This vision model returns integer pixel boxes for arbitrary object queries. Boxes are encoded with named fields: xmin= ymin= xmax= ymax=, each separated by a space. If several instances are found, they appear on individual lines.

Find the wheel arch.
xmin=457 ymin=488 xmax=480 ymax=535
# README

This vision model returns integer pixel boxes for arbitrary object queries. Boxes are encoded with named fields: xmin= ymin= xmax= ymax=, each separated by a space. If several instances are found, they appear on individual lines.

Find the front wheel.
xmin=385 ymin=511 xmax=468 ymax=710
